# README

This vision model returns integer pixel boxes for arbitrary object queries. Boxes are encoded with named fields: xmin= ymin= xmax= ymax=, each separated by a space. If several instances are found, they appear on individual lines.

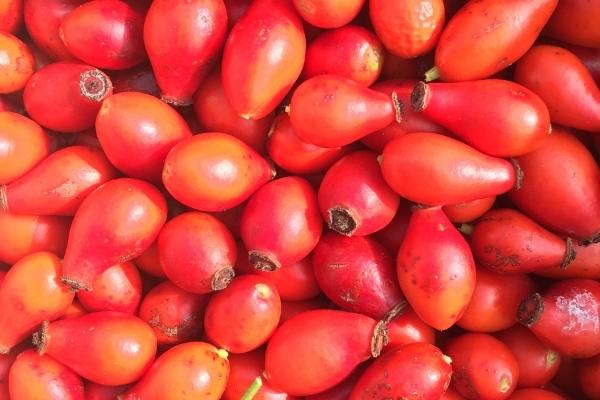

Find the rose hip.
xmin=96 ymin=91 xmax=192 ymax=183
xmin=204 ymin=275 xmax=281 ymax=353
xmin=8 ymin=349 xmax=84 ymax=400
xmin=33 ymin=311 xmax=157 ymax=385
xmin=241 ymin=176 xmax=323 ymax=271
xmin=121 ymin=342 xmax=229 ymax=400
xmin=138 ymin=281 xmax=209 ymax=346
xmin=158 ymin=211 xmax=237 ymax=294
xmin=162 ymin=133 xmax=273 ymax=212
xmin=1 ymin=145 xmax=119 ymax=216
xmin=0 ymin=32 xmax=34 ymax=94
xmin=23 ymin=62 xmax=113 ymax=132
xmin=0 ymin=0 xmax=22 ymax=34
xmin=312 ymin=232 xmax=403 ymax=319
xmin=0 ymin=252 xmax=74 ymax=354
xmin=76 ymin=262 xmax=142 ymax=314
xmin=292 ymin=0 xmax=364 ymax=28
xmin=61 ymin=178 xmax=167 ymax=291
xmin=442 ymin=196 xmax=496 ymax=224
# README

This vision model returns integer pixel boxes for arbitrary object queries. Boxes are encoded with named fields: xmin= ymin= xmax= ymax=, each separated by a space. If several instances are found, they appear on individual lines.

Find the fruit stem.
xmin=79 ymin=69 xmax=112 ymax=102
xmin=458 ymin=224 xmax=474 ymax=236
xmin=510 ymin=158 xmax=524 ymax=190
xmin=0 ymin=185 xmax=7 ymax=212
xmin=32 ymin=320 xmax=49 ymax=355
xmin=241 ymin=376 xmax=263 ymax=400
xmin=424 ymin=66 xmax=441 ymax=82
xmin=328 ymin=206 xmax=358 ymax=236
xmin=517 ymin=293 xmax=543 ymax=327
xmin=580 ymin=229 xmax=600 ymax=246
xmin=411 ymin=81 xmax=430 ymax=112
xmin=560 ymin=237 xmax=576 ymax=269
xmin=391 ymin=91 xmax=403 ymax=123
xmin=371 ymin=301 xmax=408 ymax=357
xmin=249 ymin=251 xmax=281 ymax=272
xmin=61 ymin=276 xmax=91 ymax=292
xmin=211 ymin=266 xmax=235 ymax=291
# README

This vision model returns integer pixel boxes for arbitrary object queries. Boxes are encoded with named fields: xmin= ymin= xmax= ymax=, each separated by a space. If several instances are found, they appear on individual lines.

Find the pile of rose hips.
xmin=0 ymin=0 xmax=599 ymax=399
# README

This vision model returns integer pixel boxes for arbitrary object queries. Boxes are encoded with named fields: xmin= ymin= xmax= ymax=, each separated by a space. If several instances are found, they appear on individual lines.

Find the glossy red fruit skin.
xmin=414 ymin=80 xmax=551 ymax=157
xmin=0 ymin=0 xmax=22 ymax=33
xmin=77 ymin=262 xmax=142 ymax=314
xmin=158 ymin=211 xmax=237 ymax=294
xmin=443 ymin=196 xmax=496 ymax=223
xmin=518 ymin=279 xmax=600 ymax=358
xmin=361 ymin=80 xmax=445 ymax=152
xmin=163 ymin=133 xmax=273 ymax=212
xmin=134 ymin=243 xmax=165 ymax=278
xmin=8 ymin=349 xmax=84 ymax=400
xmin=0 ymin=111 xmax=50 ymax=185
xmin=60 ymin=0 xmax=146 ymax=70
xmin=236 ymin=245 xmax=320 ymax=301
xmin=370 ymin=0 xmax=445 ymax=59
xmin=35 ymin=311 xmax=156 ymax=385
xmin=122 ymin=341 xmax=229 ymax=400
xmin=445 ymin=333 xmax=520 ymax=400
xmin=222 ymin=0 xmax=304 ymax=120
xmin=305 ymin=366 xmax=368 ymax=400
xmin=61 ymin=178 xmax=167 ymax=291
xmin=205 ymin=275 xmax=281 ymax=353
xmin=432 ymin=0 xmax=558 ymax=81
xmin=318 ymin=151 xmax=399 ymax=236
xmin=0 ymin=33 xmax=35 ymax=94
xmin=0 ymin=212 xmax=70 ymax=265
xmin=508 ymin=128 xmax=600 ymax=243
xmin=559 ymin=42 xmax=600 ymax=85
xmin=84 ymin=382 xmax=129 ymax=400
xmin=96 ymin=92 xmax=192 ymax=182
xmin=350 ymin=343 xmax=452 ymax=400
xmin=292 ymin=0 xmax=363 ymax=28
xmin=267 ymin=113 xmax=353 ymax=175
xmin=144 ymin=0 xmax=227 ymax=105
xmin=506 ymin=388 xmax=565 ymax=400
xmin=24 ymin=0 xmax=85 ymax=60
xmin=373 ymin=202 xmax=412 ymax=255
xmin=537 ymin=241 xmax=600 ymax=280
xmin=397 ymin=206 xmax=476 ymax=330
xmin=0 ymin=252 xmax=74 ymax=354
xmin=223 ymin=349 xmax=298 ymax=400
xmin=193 ymin=71 xmax=274 ymax=153
xmin=381 ymin=132 xmax=517 ymax=206
xmin=23 ymin=62 xmax=113 ymax=132
xmin=241 ymin=176 xmax=323 ymax=271
xmin=515 ymin=45 xmax=600 ymax=133
xmin=578 ymin=354 xmax=600 ymax=399
xmin=265 ymin=310 xmax=377 ymax=396
xmin=495 ymin=324 xmax=561 ymax=388
xmin=138 ymin=281 xmax=209 ymax=345
xmin=385 ymin=307 xmax=436 ymax=351
xmin=279 ymin=297 xmax=330 ymax=324
xmin=457 ymin=267 xmax=535 ymax=333
xmin=289 ymin=75 xmax=397 ymax=148
xmin=1 ymin=146 xmax=119 ymax=216
xmin=545 ymin=0 xmax=600 ymax=48
xmin=471 ymin=209 xmax=575 ymax=274
xmin=312 ymin=233 xmax=403 ymax=319
xmin=110 ymin=63 xmax=159 ymax=97
xmin=303 ymin=25 xmax=384 ymax=86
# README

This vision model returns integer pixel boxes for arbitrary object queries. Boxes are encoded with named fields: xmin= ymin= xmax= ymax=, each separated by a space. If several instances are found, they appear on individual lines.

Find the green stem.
xmin=424 ymin=66 xmax=441 ymax=82
xmin=458 ymin=223 xmax=474 ymax=236
xmin=241 ymin=376 xmax=263 ymax=400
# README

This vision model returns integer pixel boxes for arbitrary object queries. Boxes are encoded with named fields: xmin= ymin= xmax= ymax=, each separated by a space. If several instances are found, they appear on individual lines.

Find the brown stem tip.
xmin=411 ymin=81 xmax=431 ymax=112
xmin=160 ymin=94 xmax=193 ymax=107
xmin=249 ymin=251 xmax=281 ymax=272
xmin=32 ymin=320 xmax=49 ymax=355
xmin=211 ymin=266 xmax=235 ymax=291
xmin=371 ymin=301 xmax=408 ymax=358
xmin=391 ymin=91 xmax=403 ymax=123
xmin=510 ymin=158 xmax=524 ymax=190
xmin=79 ymin=69 xmax=112 ymax=102
xmin=328 ymin=206 xmax=358 ymax=236
xmin=517 ymin=292 xmax=543 ymax=327
xmin=61 ymin=276 xmax=92 ymax=292
xmin=580 ymin=229 xmax=600 ymax=246
xmin=0 ymin=185 xmax=7 ymax=212
xmin=560 ymin=237 xmax=576 ymax=270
